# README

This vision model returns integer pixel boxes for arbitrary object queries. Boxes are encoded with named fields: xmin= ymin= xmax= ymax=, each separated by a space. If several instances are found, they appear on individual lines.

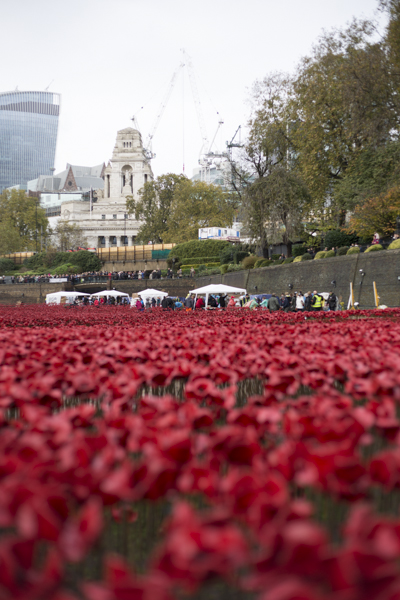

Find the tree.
xmin=163 ymin=180 xmax=237 ymax=244
xmin=346 ymin=185 xmax=400 ymax=239
xmin=53 ymin=220 xmax=88 ymax=252
xmin=126 ymin=173 xmax=187 ymax=243
xmin=290 ymin=19 xmax=400 ymax=224
xmin=0 ymin=189 xmax=48 ymax=252
xmin=242 ymin=168 xmax=310 ymax=257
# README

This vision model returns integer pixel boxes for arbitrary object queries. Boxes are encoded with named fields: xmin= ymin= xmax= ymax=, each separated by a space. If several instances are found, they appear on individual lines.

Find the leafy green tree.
xmin=53 ymin=220 xmax=88 ymax=252
xmin=126 ymin=173 xmax=187 ymax=243
xmin=290 ymin=19 xmax=400 ymax=224
xmin=346 ymin=184 xmax=400 ymax=239
xmin=0 ymin=189 xmax=48 ymax=252
xmin=242 ymin=168 xmax=310 ymax=257
xmin=163 ymin=180 xmax=237 ymax=244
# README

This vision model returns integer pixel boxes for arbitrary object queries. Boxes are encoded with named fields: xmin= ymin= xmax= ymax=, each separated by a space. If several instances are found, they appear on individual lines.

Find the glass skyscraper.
xmin=0 ymin=91 xmax=60 ymax=192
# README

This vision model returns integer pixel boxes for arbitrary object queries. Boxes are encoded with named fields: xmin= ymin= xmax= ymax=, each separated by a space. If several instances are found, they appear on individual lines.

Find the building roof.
xmin=28 ymin=163 xmax=105 ymax=193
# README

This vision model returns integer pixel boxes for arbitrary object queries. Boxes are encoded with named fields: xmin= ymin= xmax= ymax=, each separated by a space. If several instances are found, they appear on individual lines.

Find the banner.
xmin=49 ymin=278 xmax=68 ymax=283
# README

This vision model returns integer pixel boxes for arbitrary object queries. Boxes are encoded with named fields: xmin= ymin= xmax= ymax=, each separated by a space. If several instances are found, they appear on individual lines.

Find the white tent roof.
xmin=45 ymin=291 xmax=90 ymax=304
xmin=91 ymin=290 xmax=129 ymax=297
xmin=190 ymin=284 xmax=247 ymax=295
xmin=138 ymin=288 xmax=168 ymax=299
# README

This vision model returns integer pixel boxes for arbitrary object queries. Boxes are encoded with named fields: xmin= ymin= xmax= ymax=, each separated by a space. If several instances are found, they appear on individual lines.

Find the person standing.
xmin=295 ymin=292 xmax=304 ymax=312
xmin=328 ymin=291 xmax=337 ymax=311
xmin=311 ymin=291 xmax=324 ymax=311
xmin=267 ymin=293 xmax=280 ymax=311
xmin=190 ymin=267 xmax=195 ymax=278
xmin=304 ymin=292 xmax=312 ymax=311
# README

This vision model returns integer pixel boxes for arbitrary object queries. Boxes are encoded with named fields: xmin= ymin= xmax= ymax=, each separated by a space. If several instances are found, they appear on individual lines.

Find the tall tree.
xmin=290 ymin=19 xmax=400 ymax=224
xmin=163 ymin=180 xmax=237 ymax=244
xmin=0 ymin=189 xmax=48 ymax=252
xmin=126 ymin=173 xmax=187 ymax=243
xmin=53 ymin=220 xmax=88 ymax=252
xmin=346 ymin=184 xmax=400 ymax=239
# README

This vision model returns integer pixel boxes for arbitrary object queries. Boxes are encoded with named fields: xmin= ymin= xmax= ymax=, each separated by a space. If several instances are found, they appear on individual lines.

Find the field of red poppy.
xmin=1 ymin=304 xmax=400 ymax=600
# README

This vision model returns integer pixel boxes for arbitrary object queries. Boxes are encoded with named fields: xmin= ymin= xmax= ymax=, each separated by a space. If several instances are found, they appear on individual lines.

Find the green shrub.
xmin=227 ymin=264 xmax=244 ymax=273
xmin=208 ymin=267 xmax=221 ymax=275
xmin=23 ymin=252 xmax=44 ymax=269
xmin=0 ymin=258 xmax=16 ymax=274
xmin=180 ymin=256 xmax=220 ymax=266
xmin=301 ymin=253 xmax=312 ymax=261
xmin=284 ymin=257 xmax=294 ymax=264
xmin=219 ymin=245 xmax=249 ymax=265
xmin=52 ymin=250 xmax=102 ymax=271
xmin=52 ymin=263 xmax=81 ymax=275
xmin=273 ymin=259 xmax=284 ymax=265
xmin=242 ymin=255 xmax=258 ymax=269
xmin=220 ymin=264 xmax=229 ymax=274
xmin=314 ymin=251 xmax=326 ymax=260
xmin=254 ymin=259 xmax=265 ymax=268
xmin=260 ymin=259 xmax=272 ymax=267
xmin=364 ymin=244 xmax=383 ymax=253
xmin=271 ymin=254 xmax=280 ymax=260
xmin=325 ymin=229 xmax=358 ymax=248
xmin=183 ymin=262 xmax=220 ymax=269
xmin=169 ymin=240 xmax=231 ymax=260
xmin=337 ymin=246 xmax=349 ymax=255
xmin=324 ymin=250 xmax=336 ymax=258
xmin=292 ymin=245 xmax=307 ymax=258
xmin=293 ymin=256 xmax=302 ymax=263
xmin=388 ymin=239 xmax=400 ymax=250
xmin=347 ymin=247 xmax=360 ymax=255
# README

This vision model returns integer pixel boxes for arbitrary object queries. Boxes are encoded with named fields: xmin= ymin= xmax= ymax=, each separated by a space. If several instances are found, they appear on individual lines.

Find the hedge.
xmin=324 ymin=250 xmax=336 ymax=258
xmin=293 ymin=256 xmax=302 ymax=263
xmin=364 ymin=244 xmax=383 ymax=253
xmin=284 ymin=257 xmax=294 ymax=264
xmin=347 ymin=247 xmax=360 ymax=255
xmin=0 ymin=258 xmax=16 ymax=274
xmin=24 ymin=250 xmax=102 ymax=271
xmin=337 ymin=246 xmax=349 ymax=256
xmin=314 ymin=251 xmax=326 ymax=260
xmin=388 ymin=239 xmax=400 ymax=250
xmin=301 ymin=253 xmax=312 ymax=261
xmin=168 ymin=240 xmax=231 ymax=260
xmin=180 ymin=256 xmax=220 ymax=266
xmin=182 ymin=263 xmax=220 ymax=270
xmin=292 ymin=245 xmax=307 ymax=258
xmin=242 ymin=255 xmax=258 ymax=269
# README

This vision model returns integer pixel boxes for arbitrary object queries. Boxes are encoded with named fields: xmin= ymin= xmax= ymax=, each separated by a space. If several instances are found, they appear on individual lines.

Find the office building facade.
xmin=0 ymin=91 xmax=60 ymax=192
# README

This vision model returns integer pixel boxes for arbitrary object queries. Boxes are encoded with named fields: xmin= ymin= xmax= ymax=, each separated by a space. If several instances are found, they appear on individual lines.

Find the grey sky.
xmin=1 ymin=0 xmax=386 ymax=179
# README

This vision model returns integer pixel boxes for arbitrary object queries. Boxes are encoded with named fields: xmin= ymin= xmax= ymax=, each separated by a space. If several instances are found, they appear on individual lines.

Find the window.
xmin=124 ymin=213 xmax=128 ymax=219
xmin=144 ymin=174 xmax=148 ymax=183
xmin=123 ymin=142 xmax=125 ymax=148
xmin=101 ymin=214 xmax=105 ymax=220
xmin=68 ymin=181 xmax=72 ymax=186
xmin=113 ymin=214 xmax=117 ymax=219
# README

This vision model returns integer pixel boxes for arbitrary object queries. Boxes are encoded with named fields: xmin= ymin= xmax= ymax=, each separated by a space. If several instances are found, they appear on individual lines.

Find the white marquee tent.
xmin=45 ymin=291 xmax=90 ymax=305
xmin=137 ymin=288 xmax=168 ymax=301
xmin=91 ymin=290 xmax=129 ymax=297
xmin=189 ymin=283 xmax=247 ymax=309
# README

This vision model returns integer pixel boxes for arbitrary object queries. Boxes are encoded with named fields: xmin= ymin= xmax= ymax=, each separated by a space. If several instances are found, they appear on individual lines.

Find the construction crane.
xmin=134 ymin=62 xmax=184 ymax=161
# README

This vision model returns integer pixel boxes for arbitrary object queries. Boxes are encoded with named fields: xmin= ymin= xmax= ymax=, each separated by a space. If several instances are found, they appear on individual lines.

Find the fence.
xmin=0 ymin=244 xmax=175 ymax=265
xmin=96 ymin=244 xmax=175 ymax=263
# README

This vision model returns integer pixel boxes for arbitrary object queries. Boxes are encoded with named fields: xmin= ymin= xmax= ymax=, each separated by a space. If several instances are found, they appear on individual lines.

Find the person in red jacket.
xmin=195 ymin=296 xmax=205 ymax=309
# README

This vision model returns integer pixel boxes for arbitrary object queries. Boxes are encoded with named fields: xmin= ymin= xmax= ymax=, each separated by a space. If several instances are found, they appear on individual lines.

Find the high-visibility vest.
xmin=313 ymin=294 xmax=323 ymax=308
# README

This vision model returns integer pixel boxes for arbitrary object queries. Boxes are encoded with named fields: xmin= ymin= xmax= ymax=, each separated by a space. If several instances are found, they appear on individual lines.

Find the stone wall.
xmin=196 ymin=249 xmax=400 ymax=308
xmin=0 ymin=282 xmax=73 ymax=305
xmin=1 ymin=250 xmax=399 ymax=307
xmin=74 ymin=279 xmax=193 ymax=297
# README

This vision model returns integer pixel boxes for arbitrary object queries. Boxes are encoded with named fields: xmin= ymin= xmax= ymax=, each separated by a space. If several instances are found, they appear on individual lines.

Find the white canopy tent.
xmin=91 ymin=290 xmax=129 ymax=297
xmin=189 ymin=284 xmax=247 ymax=309
xmin=137 ymin=288 xmax=168 ymax=301
xmin=46 ymin=291 xmax=90 ymax=305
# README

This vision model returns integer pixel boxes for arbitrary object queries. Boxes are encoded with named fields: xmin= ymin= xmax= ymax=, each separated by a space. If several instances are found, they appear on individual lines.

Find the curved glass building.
xmin=0 ymin=91 xmax=60 ymax=192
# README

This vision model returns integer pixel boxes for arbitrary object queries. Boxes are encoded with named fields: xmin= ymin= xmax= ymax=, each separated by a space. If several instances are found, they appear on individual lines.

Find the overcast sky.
xmin=1 ymin=0 xmax=386 ymax=180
